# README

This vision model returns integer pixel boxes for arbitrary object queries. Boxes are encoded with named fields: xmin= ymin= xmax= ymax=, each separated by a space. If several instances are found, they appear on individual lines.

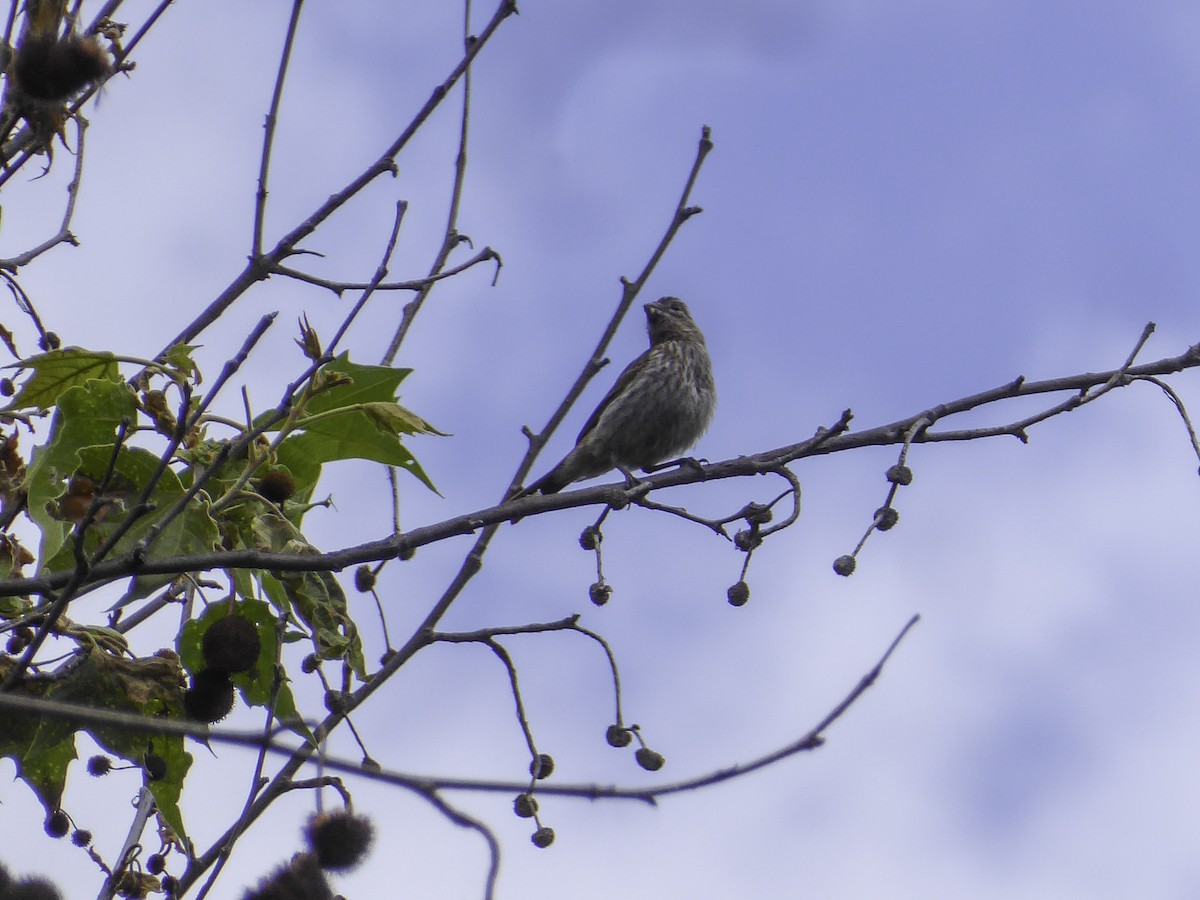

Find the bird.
xmin=518 ymin=296 xmax=716 ymax=497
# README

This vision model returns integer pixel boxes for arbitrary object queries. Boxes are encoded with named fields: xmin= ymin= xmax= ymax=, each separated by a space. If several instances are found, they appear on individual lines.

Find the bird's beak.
xmin=644 ymin=301 xmax=662 ymax=319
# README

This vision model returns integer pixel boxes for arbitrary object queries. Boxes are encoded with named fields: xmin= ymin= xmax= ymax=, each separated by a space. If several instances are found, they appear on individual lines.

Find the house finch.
xmin=519 ymin=297 xmax=716 ymax=496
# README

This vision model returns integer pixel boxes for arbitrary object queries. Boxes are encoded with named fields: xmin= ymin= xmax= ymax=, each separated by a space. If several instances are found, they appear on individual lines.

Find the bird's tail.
xmin=513 ymin=465 xmax=570 ymax=499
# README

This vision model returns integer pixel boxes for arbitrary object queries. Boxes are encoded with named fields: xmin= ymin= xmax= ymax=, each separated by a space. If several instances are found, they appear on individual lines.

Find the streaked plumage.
xmin=521 ymin=297 xmax=715 ymax=495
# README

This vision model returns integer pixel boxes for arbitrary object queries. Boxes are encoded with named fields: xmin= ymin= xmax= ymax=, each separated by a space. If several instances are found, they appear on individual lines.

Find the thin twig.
xmin=110 ymin=0 xmax=173 ymax=60
xmin=643 ymin=614 xmax=920 ymax=799
xmin=252 ymin=0 xmax=305 ymax=258
xmin=158 ymin=0 xmax=519 ymax=354
xmin=512 ymin=125 xmax=715 ymax=499
xmin=325 ymin=201 xmax=408 ymax=356
xmin=418 ymin=790 xmax=501 ymax=900
xmin=1136 ymin=375 xmax=1200 ymax=465
xmin=274 ymin=246 xmax=501 ymax=296
xmin=0 ymin=613 xmax=919 ymax=805
xmin=121 ymin=315 xmax=279 ymax=558
xmin=380 ymin=0 xmax=477 ymax=364
xmin=485 ymin=638 xmax=538 ymax=758
xmin=0 ymin=116 xmax=88 ymax=270
xmin=96 ymin=787 xmax=156 ymax=900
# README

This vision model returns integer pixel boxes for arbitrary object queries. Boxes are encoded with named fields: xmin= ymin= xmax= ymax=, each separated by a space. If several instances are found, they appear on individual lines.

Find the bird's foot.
xmin=645 ymin=456 xmax=708 ymax=478
xmin=617 ymin=466 xmax=645 ymax=489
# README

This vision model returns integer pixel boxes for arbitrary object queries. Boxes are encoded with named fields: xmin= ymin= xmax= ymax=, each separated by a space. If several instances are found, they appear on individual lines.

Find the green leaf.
xmin=144 ymin=732 xmax=193 ymax=842
xmin=3 ymin=348 xmax=120 ymax=412
xmin=15 ymin=718 xmax=76 ymax=813
xmin=0 ymin=675 xmax=68 ymax=814
xmin=300 ymin=355 xmax=417 ymax=416
xmin=71 ymin=652 xmax=192 ymax=841
xmin=261 ymin=565 xmax=367 ymax=682
xmin=0 ymin=596 xmax=32 ymax=618
xmin=284 ymin=567 xmax=366 ymax=679
xmin=161 ymin=343 xmax=201 ymax=383
xmin=360 ymin=400 xmax=440 ymax=436
xmin=277 ymin=423 xmax=438 ymax=494
xmin=24 ymin=379 xmax=139 ymax=566
xmin=231 ymin=511 xmax=368 ymax=681
xmin=40 ymin=445 xmax=221 ymax=585
xmin=0 ymin=649 xmax=192 ymax=839
xmin=263 ymin=353 xmax=442 ymax=493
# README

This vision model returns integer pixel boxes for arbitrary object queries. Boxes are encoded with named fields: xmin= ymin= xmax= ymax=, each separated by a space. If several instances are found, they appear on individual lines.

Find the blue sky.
xmin=4 ymin=1 xmax=1200 ymax=898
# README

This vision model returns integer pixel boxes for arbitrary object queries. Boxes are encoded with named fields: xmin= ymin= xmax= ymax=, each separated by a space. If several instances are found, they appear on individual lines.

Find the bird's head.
xmin=644 ymin=296 xmax=704 ymax=345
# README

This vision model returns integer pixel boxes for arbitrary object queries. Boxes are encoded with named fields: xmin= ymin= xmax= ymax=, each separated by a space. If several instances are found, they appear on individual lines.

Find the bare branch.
xmin=252 ymin=0 xmax=305 ymax=258
xmin=0 ymin=115 xmax=87 ymax=270
xmin=0 ymin=613 xmax=918 ymax=807
xmin=274 ymin=245 xmax=501 ymax=297
xmin=511 ymin=125 xmax=716 ymax=500
xmin=380 ymin=0 xmax=480 ymax=364
xmin=158 ymin=0 xmax=519 ymax=354
xmin=3 ymin=330 xmax=1193 ymax=602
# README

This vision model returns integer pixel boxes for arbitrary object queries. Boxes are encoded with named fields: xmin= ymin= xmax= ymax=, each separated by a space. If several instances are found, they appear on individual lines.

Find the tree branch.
xmin=1 ymin=332 xmax=1194 ymax=600
xmin=158 ymin=0 xmax=519 ymax=354
xmin=0 ymin=613 xmax=918 ymax=806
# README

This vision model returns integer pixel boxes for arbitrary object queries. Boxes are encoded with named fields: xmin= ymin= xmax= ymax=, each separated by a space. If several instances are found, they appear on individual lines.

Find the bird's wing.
xmin=575 ymin=347 xmax=654 ymax=443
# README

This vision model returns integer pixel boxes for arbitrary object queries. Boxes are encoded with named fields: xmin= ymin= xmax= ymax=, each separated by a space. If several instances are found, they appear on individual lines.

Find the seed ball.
xmin=305 ymin=811 xmax=375 ymax=872
xmin=885 ymin=464 xmax=913 ymax=486
xmin=45 ymin=809 xmax=70 ymax=838
xmin=734 ymin=529 xmax=762 ymax=552
xmin=201 ymin=615 xmax=261 ymax=674
xmin=874 ymin=507 xmax=899 ymax=531
xmin=744 ymin=503 xmax=773 ymax=526
xmin=71 ymin=829 xmax=92 ymax=847
xmin=635 ymin=748 xmax=665 ymax=771
xmin=8 ymin=876 xmax=62 ymax=899
xmin=513 ymin=793 xmax=538 ymax=818
xmin=588 ymin=581 xmax=612 ymax=607
xmin=529 ymin=753 xmax=554 ymax=780
xmin=605 ymin=725 xmax=632 ymax=748
xmin=353 ymin=566 xmax=375 ymax=593
xmin=531 ymin=827 xmax=555 ymax=849
xmin=726 ymin=581 xmax=750 ymax=607
xmin=245 ymin=855 xmax=329 ymax=900
xmin=578 ymin=527 xmax=599 ymax=551
xmin=184 ymin=669 xmax=236 ymax=723
xmin=833 ymin=555 xmax=857 ymax=577
xmin=257 ymin=469 xmax=296 ymax=504
xmin=86 ymin=755 xmax=112 ymax=776
xmin=145 ymin=854 xmax=165 ymax=875
xmin=12 ymin=33 xmax=111 ymax=102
